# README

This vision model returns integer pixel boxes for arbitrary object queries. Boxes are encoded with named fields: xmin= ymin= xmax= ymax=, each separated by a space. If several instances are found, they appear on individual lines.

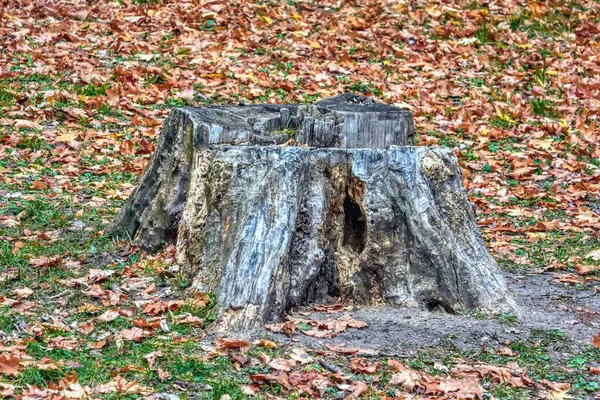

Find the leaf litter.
xmin=0 ymin=0 xmax=600 ymax=398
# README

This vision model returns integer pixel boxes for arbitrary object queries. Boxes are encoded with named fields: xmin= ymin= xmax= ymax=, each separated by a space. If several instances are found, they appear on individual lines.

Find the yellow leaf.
xmin=547 ymin=389 xmax=572 ymax=400
xmin=257 ymin=339 xmax=277 ymax=349
xmin=56 ymin=132 xmax=78 ymax=142
xmin=425 ymin=4 xmax=442 ymax=18
xmin=259 ymin=15 xmax=273 ymax=24
xmin=292 ymin=13 xmax=301 ymax=21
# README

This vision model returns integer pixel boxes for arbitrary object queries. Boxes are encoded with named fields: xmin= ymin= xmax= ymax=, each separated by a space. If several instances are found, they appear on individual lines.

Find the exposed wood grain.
xmin=110 ymin=94 xmax=517 ymax=335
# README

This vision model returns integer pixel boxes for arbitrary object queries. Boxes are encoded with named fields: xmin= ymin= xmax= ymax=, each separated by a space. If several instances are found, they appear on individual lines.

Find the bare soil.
xmin=273 ymin=272 xmax=600 ymax=356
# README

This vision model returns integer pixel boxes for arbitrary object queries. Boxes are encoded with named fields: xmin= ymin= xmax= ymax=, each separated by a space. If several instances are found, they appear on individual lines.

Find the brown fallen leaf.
xmin=12 ymin=287 xmax=33 ymax=300
xmin=216 ymin=338 xmax=251 ymax=352
xmin=190 ymin=292 xmax=212 ymax=308
xmin=422 ymin=374 xmax=483 ymax=399
xmin=36 ymin=357 xmax=65 ymax=371
xmin=132 ymin=318 xmax=161 ymax=329
xmin=87 ymin=269 xmax=115 ymax=283
xmin=83 ymin=285 xmax=106 ymax=297
xmin=177 ymin=315 xmax=203 ymax=325
xmin=142 ymin=300 xmax=183 ymax=316
xmin=312 ymin=303 xmax=345 ymax=313
xmin=325 ymin=343 xmax=359 ymax=354
xmin=29 ymin=255 xmax=62 ymax=268
xmin=144 ymin=351 xmax=163 ymax=368
xmin=289 ymin=348 xmax=313 ymax=365
xmin=97 ymin=310 xmax=120 ymax=322
xmin=31 ymin=180 xmax=48 ymax=190
xmin=302 ymin=328 xmax=331 ymax=338
xmin=93 ymin=375 xmax=152 ymax=395
xmin=117 ymin=327 xmax=150 ymax=342
xmin=80 ymin=321 xmax=95 ymax=335
xmin=0 ymin=382 xmax=15 ymax=397
xmin=593 ymin=332 xmax=600 ymax=348
xmin=14 ymin=119 xmax=42 ymax=131
xmin=0 ymin=353 xmax=21 ymax=376
xmin=575 ymin=264 xmax=598 ymax=276
xmin=338 ymin=314 xmax=368 ymax=329
xmin=157 ymin=369 xmax=170 ymax=381
xmin=110 ymin=365 xmax=145 ymax=375
xmin=349 ymin=380 xmax=369 ymax=397
xmin=349 ymin=357 xmax=379 ymax=374
xmin=267 ymin=358 xmax=294 ymax=372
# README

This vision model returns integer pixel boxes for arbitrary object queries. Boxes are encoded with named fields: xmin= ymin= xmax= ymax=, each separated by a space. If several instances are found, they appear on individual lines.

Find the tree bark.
xmin=110 ymin=94 xmax=517 ymax=335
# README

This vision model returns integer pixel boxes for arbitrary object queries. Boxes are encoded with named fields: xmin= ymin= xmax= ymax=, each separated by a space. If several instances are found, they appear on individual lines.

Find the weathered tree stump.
xmin=111 ymin=94 xmax=518 ymax=334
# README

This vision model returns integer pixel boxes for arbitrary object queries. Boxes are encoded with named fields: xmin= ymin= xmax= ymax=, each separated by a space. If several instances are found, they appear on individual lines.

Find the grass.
xmin=531 ymin=97 xmax=558 ymax=118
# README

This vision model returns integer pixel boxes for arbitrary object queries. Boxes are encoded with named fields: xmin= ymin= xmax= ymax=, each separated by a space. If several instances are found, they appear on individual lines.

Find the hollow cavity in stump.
xmin=110 ymin=93 xmax=518 ymax=335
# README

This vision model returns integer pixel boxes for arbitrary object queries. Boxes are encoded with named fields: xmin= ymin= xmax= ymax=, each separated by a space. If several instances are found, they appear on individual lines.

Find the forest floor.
xmin=1 ymin=0 xmax=600 ymax=399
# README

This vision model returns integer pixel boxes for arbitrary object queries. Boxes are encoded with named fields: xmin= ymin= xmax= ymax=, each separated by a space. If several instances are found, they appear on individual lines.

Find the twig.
xmin=318 ymin=358 xmax=340 ymax=373
xmin=48 ymin=290 xmax=72 ymax=299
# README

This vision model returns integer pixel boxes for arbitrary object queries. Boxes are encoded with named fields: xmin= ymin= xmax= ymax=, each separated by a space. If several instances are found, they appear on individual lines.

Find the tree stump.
xmin=111 ymin=94 xmax=518 ymax=334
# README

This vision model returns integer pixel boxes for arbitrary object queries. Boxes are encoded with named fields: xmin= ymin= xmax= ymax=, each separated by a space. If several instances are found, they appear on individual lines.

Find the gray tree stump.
xmin=111 ymin=94 xmax=517 ymax=334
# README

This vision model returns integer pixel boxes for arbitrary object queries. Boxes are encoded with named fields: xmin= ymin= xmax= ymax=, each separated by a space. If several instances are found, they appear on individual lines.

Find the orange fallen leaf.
xmin=132 ymin=318 xmax=161 ymax=328
xmin=142 ymin=300 xmax=183 ymax=316
xmin=31 ymin=180 xmax=47 ymax=190
xmin=593 ymin=332 xmax=600 ymax=348
xmin=349 ymin=357 xmax=379 ymax=374
xmin=257 ymin=339 xmax=277 ymax=349
xmin=0 ymin=353 xmax=21 ymax=376
xmin=216 ymin=338 xmax=251 ymax=351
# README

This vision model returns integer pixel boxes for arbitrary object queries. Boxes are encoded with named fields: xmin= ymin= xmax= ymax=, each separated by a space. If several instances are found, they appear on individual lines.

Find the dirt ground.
xmin=274 ymin=272 xmax=600 ymax=356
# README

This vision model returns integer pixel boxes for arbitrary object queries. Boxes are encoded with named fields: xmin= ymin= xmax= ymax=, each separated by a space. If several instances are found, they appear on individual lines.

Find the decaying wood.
xmin=110 ymin=94 xmax=517 ymax=335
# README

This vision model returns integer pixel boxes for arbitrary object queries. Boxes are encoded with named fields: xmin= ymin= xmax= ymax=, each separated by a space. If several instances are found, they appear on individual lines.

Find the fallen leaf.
xmin=349 ymin=380 xmax=369 ymax=397
xmin=349 ymin=357 xmax=379 ymax=374
xmin=585 ymin=249 xmax=600 ymax=260
xmin=12 ymin=287 xmax=33 ymax=299
xmin=55 ymin=132 xmax=78 ymax=142
xmin=257 ymin=339 xmax=277 ymax=349
xmin=267 ymin=358 xmax=294 ymax=372
xmin=29 ymin=255 xmax=62 ymax=268
xmin=290 ymin=348 xmax=313 ymax=365
xmin=14 ymin=119 xmax=42 ymax=131
xmin=117 ymin=327 xmax=150 ymax=342
xmin=31 ymin=180 xmax=48 ymax=190
xmin=144 ymin=351 xmax=163 ymax=368
xmin=97 ymin=310 xmax=120 ymax=322
xmin=216 ymin=338 xmax=251 ymax=351
xmin=0 ymin=353 xmax=21 ymax=376
xmin=142 ymin=300 xmax=183 ymax=316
